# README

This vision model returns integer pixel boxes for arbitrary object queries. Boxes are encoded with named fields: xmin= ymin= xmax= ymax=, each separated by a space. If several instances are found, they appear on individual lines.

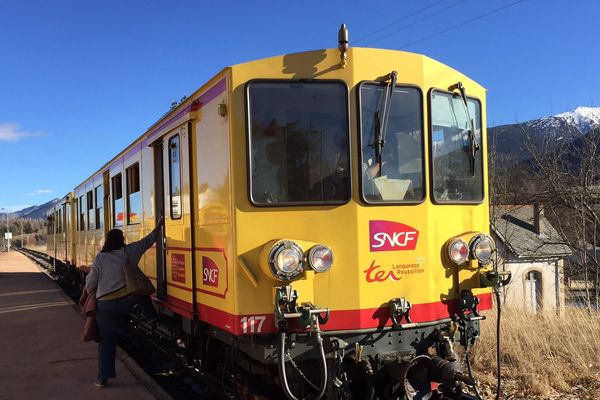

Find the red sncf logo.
xmin=369 ymin=220 xmax=419 ymax=252
xmin=202 ymin=256 xmax=219 ymax=287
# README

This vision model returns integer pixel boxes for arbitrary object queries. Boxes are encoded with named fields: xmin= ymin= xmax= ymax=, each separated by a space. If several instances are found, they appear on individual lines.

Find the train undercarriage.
xmin=183 ymin=317 xmax=484 ymax=400
xmin=168 ymin=286 xmax=488 ymax=400
xmin=28 ymin=249 xmax=487 ymax=400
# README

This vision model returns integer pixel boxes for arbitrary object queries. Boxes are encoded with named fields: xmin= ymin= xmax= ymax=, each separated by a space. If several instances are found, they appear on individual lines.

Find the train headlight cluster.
xmin=448 ymin=239 xmax=469 ymax=265
xmin=307 ymin=245 xmax=334 ymax=273
xmin=268 ymin=241 xmax=304 ymax=281
xmin=447 ymin=234 xmax=496 ymax=266
xmin=470 ymin=234 xmax=495 ymax=265
xmin=266 ymin=241 xmax=334 ymax=281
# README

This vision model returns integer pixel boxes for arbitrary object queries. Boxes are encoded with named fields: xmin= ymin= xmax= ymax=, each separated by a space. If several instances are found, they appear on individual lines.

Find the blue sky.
xmin=1 ymin=0 xmax=599 ymax=211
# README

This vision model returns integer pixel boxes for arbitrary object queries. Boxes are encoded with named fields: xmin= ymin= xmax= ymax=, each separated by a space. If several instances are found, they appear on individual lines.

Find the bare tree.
xmin=488 ymin=128 xmax=527 ymax=305
xmin=1 ymin=217 xmax=47 ymax=249
xmin=524 ymin=125 xmax=600 ymax=309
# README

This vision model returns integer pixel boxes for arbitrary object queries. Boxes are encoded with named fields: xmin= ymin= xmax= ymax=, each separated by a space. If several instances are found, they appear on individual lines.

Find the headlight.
xmin=307 ymin=245 xmax=334 ymax=272
xmin=470 ymin=234 xmax=495 ymax=265
xmin=268 ymin=240 xmax=304 ymax=280
xmin=448 ymin=238 xmax=469 ymax=265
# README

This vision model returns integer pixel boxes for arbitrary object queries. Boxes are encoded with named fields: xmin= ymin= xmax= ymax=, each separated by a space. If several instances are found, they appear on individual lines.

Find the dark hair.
xmin=101 ymin=229 xmax=125 ymax=253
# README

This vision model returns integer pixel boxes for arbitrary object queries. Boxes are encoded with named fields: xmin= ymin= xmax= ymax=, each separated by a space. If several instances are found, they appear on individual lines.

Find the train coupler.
xmin=456 ymin=290 xmax=485 ymax=348
xmin=389 ymin=297 xmax=412 ymax=327
xmin=299 ymin=303 xmax=329 ymax=331
xmin=274 ymin=286 xmax=297 ymax=331
xmin=457 ymin=290 xmax=485 ymax=322
xmin=274 ymin=286 xmax=329 ymax=332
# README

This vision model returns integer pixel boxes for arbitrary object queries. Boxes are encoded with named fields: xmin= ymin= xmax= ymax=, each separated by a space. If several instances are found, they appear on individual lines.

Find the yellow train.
xmin=46 ymin=26 xmax=497 ymax=399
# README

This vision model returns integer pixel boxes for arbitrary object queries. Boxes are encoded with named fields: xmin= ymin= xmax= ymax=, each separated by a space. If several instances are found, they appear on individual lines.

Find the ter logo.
xmin=369 ymin=220 xmax=419 ymax=252
xmin=202 ymin=256 xmax=219 ymax=287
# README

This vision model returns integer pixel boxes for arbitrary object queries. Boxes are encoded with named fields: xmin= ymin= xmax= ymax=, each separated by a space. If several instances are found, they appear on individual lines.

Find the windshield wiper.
xmin=449 ymin=82 xmax=479 ymax=177
xmin=373 ymin=71 xmax=398 ymax=177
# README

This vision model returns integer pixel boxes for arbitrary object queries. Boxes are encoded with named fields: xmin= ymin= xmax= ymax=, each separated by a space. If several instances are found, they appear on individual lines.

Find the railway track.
xmin=18 ymin=247 xmax=229 ymax=400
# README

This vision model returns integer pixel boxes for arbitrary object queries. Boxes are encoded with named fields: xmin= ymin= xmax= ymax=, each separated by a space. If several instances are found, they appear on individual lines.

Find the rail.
xmin=17 ymin=247 xmax=59 ymax=280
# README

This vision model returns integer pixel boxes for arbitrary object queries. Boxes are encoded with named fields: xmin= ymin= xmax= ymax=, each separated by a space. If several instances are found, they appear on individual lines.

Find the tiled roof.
xmin=491 ymin=205 xmax=573 ymax=258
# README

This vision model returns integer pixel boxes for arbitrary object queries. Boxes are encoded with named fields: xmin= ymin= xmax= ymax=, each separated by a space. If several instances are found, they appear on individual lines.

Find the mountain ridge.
xmin=0 ymin=199 xmax=58 ymax=220
xmin=489 ymin=106 xmax=600 ymax=164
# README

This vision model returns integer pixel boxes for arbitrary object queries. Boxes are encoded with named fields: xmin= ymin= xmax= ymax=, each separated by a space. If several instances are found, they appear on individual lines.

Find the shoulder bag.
xmin=123 ymin=251 xmax=155 ymax=296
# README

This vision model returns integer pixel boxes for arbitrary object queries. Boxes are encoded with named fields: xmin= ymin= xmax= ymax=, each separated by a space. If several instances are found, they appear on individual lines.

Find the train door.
xmin=102 ymin=171 xmax=110 ymax=235
xmin=154 ymin=142 xmax=167 ymax=300
xmin=154 ymin=124 xmax=195 ymax=314
xmin=61 ymin=203 xmax=67 ymax=262
xmin=163 ymin=124 xmax=195 ymax=314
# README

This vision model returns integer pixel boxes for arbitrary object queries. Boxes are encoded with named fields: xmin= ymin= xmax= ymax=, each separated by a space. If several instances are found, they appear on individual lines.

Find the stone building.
xmin=491 ymin=204 xmax=572 ymax=313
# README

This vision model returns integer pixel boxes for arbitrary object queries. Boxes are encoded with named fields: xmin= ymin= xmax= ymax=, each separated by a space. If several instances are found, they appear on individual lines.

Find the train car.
xmin=58 ymin=26 xmax=500 ymax=399
xmin=73 ymin=173 xmax=108 ymax=273
xmin=45 ymin=193 xmax=75 ymax=274
xmin=68 ymin=134 xmax=160 ymax=290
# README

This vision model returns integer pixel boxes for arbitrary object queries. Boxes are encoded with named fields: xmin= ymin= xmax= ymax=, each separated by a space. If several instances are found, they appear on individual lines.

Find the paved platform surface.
xmin=0 ymin=250 xmax=171 ymax=400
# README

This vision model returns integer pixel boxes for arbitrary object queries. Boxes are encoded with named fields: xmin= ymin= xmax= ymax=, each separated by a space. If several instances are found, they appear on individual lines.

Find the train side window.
xmin=95 ymin=185 xmax=103 ymax=230
xmin=78 ymin=195 xmax=85 ymax=231
xmin=126 ymin=163 xmax=141 ymax=225
xmin=168 ymin=135 xmax=182 ymax=219
xmin=86 ymin=190 xmax=94 ymax=230
xmin=112 ymin=173 xmax=124 ymax=227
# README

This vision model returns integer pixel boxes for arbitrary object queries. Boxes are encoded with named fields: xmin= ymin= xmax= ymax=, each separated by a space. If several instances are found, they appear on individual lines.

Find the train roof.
xmin=73 ymin=46 xmax=485 ymax=191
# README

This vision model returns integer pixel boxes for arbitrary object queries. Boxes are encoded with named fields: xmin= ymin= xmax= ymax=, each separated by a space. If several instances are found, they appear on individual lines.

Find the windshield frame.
xmin=427 ymin=87 xmax=484 ymax=205
xmin=245 ymin=79 xmax=351 ymax=207
xmin=357 ymin=80 xmax=425 ymax=206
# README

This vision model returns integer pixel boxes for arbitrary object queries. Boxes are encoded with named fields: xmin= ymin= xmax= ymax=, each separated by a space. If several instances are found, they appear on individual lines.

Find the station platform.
xmin=0 ymin=250 xmax=171 ymax=400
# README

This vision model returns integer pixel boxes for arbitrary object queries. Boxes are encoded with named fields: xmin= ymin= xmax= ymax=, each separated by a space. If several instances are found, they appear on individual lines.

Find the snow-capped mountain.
xmin=488 ymin=106 xmax=600 ymax=167
xmin=527 ymin=106 xmax=600 ymax=134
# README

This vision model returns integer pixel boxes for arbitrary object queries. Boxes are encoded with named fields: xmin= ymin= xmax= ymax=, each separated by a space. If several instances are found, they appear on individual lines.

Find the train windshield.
xmin=359 ymin=83 xmax=424 ymax=203
xmin=430 ymin=90 xmax=483 ymax=203
xmin=247 ymin=81 xmax=350 ymax=205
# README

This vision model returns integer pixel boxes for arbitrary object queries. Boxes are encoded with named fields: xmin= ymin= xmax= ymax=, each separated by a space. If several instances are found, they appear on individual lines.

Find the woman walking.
xmin=85 ymin=217 xmax=163 ymax=387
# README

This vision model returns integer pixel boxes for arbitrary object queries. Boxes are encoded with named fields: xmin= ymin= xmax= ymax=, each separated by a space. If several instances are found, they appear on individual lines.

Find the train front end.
xmin=230 ymin=45 xmax=496 ymax=399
